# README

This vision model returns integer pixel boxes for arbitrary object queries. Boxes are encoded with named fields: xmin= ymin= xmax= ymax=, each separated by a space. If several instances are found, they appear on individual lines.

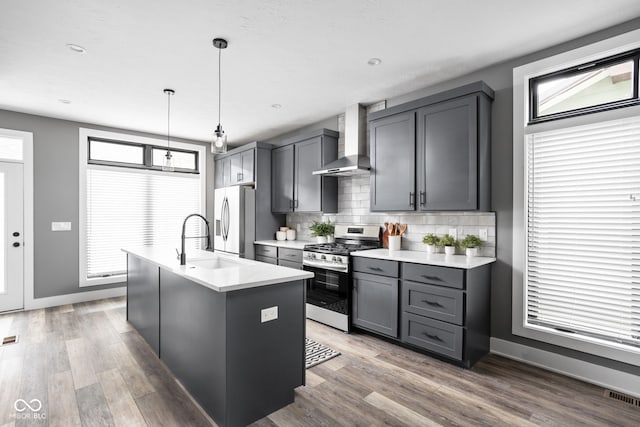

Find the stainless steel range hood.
xmin=313 ymin=104 xmax=370 ymax=176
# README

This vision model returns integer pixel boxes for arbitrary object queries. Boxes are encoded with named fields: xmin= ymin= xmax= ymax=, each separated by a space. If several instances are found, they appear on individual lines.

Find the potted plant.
xmin=460 ymin=234 xmax=483 ymax=257
xmin=422 ymin=233 xmax=440 ymax=254
xmin=309 ymin=221 xmax=335 ymax=243
xmin=440 ymin=234 xmax=457 ymax=255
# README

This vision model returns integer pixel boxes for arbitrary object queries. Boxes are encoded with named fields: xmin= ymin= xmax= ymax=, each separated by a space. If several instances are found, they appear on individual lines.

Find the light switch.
xmin=51 ymin=222 xmax=72 ymax=231
xmin=479 ymin=228 xmax=488 ymax=240
xmin=261 ymin=306 xmax=278 ymax=323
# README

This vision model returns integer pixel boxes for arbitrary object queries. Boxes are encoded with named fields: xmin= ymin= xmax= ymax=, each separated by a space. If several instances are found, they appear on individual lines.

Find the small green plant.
xmin=422 ymin=233 xmax=440 ymax=246
xmin=460 ymin=234 xmax=483 ymax=249
xmin=439 ymin=234 xmax=457 ymax=247
xmin=309 ymin=221 xmax=334 ymax=237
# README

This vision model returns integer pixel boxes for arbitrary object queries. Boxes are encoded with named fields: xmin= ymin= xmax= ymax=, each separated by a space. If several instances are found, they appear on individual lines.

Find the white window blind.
xmin=86 ymin=166 xmax=203 ymax=279
xmin=526 ymin=116 xmax=640 ymax=348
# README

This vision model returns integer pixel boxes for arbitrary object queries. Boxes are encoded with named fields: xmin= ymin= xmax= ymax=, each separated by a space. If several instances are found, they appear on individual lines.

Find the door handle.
xmin=13 ymin=242 xmax=20 ymax=247
xmin=422 ymin=299 xmax=443 ymax=307
xmin=423 ymin=332 xmax=442 ymax=342
xmin=294 ymin=199 xmax=299 ymax=208
xmin=419 ymin=191 xmax=426 ymax=206
xmin=409 ymin=192 xmax=415 ymax=207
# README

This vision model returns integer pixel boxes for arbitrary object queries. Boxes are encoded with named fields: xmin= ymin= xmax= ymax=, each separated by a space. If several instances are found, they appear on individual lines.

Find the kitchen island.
xmin=123 ymin=246 xmax=313 ymax=427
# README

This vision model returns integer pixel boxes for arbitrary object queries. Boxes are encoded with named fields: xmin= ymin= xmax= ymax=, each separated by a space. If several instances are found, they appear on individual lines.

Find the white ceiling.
xmin=1 ymin=1 xmax=640 ymax=146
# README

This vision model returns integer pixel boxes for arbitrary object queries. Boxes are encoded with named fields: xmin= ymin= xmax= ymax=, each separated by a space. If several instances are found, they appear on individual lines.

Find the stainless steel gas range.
xmin=303 ymin=224 xmax=381 ymax=331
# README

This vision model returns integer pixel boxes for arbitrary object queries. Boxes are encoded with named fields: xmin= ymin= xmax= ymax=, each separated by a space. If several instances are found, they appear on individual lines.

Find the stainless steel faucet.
xmin=180 ymin=213 xmax=212 ymax=265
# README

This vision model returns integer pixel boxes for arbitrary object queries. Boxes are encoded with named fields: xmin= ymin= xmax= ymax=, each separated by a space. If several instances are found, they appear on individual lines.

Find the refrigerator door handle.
xmin=222 ymin=197 xmax=230 ymax=241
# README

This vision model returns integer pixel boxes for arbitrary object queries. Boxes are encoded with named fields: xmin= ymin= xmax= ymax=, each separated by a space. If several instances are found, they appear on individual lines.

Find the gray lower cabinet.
xmin=369 ymin=111 xmax=416 ymax=211
xmin=271 ymin=129 xmax=338 ymax=214
xmin=126 ymin=255 xmax=160 ymax=355
xmin=255 ymin=244 xmax=303 ymax=269
xmin=350 ymin=256 xmax=491 ymax=368
xmin=352 ymin=272 xmax=399 ymax=337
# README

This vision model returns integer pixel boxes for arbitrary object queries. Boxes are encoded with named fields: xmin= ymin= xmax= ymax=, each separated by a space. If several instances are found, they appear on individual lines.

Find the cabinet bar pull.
xmin=421 ymin=275 xmax=442 ymax=282
xmin=419 ymin=191 xmax=426 ymax=206
xmin=422 ymin=299 xmax=443 ymax=307
xmin=295 ymin=199 xmax=299 ymax=208
xmin=409 ymin=192 xmax=415 ymax=207
xmin=423 ymin=332 xmax=442 ymax=342
xmin=369 ymin=266 xmax=383 ymax=272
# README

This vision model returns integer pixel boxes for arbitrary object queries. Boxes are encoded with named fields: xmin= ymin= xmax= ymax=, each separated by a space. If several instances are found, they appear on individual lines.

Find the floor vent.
xmin=2 ymin=335 xmax=18 ymax=345
xmin=605 ymin=390 xmax=640 ymax=407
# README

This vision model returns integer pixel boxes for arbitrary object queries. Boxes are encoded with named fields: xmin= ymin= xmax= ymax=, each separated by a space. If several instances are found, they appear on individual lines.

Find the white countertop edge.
xmin=122 ymin=247 xmax=313 ymax=292
xmin=254 ymin=240 xmax=312 ymax=249
xmin=350 ymin=249 xmax=496 ymax=269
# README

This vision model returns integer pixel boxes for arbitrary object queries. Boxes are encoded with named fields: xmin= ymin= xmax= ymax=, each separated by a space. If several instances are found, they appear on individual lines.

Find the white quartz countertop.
xmin=122 ymin=246 xmax=313 ymax=292
xmin=351 ymin=249 xmax=496 ymax=269
xmin=254 ymin=240 xmax=312 ymax=250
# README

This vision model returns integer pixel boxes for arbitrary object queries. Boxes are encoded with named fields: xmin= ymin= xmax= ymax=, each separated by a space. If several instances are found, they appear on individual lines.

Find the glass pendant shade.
xmin=211 ymin=124 xmax=227 ymax=154
xmin=162 ymin=150 xmax=174 ymax=172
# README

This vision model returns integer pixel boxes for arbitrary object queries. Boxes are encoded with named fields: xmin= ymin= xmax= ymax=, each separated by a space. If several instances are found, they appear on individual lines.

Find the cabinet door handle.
xmin=295 ymin=199 xmax=299 ymax=208
xmin=421 ymin=275 xmax=442 ymax=282
xmin=423 ymin=332 xmax=442 ymax=342
xmin=419 ymin=191 xmax=426 ymax=206
xmin=422 ymin=299 xmax=443 ymax=307
xmin=237 ymin=172 xmax=243 ymax=181
xmin=369 ymin=266 xmax=383 ymax=272
xmin=409 ymin=192 xmax=415 ymax=207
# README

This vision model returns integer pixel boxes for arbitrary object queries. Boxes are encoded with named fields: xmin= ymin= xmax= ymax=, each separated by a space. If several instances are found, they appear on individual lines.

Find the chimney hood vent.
xmin=313 ymin=104 xmax=370 ymax=176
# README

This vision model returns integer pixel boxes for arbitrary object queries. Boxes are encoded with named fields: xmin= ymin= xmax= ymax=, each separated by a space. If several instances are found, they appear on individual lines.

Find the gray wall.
xmin=0 ymin=109 xmax=212 ymax=298
xmin=264 ymin=18 xmax=640 ymax=375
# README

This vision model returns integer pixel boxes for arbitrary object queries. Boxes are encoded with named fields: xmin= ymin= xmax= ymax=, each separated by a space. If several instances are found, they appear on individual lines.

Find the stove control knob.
xmin=320 ymin=255 xmax=326 ymax=260
xmin=331 ymin=256 xmax=337 ymax=262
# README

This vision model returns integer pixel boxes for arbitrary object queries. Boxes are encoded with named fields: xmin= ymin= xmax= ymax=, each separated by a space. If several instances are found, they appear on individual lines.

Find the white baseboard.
xmin=25 ymin=286 xmax=126 ymax=310
xmin=490 ymin=337 xmax=640 ymax=398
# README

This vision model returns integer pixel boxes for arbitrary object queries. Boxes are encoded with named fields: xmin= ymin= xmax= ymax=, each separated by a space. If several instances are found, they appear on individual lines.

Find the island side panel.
xmin=126 ymin=254 xmax=160 ymax=355
xmin=159 ymin=268 xmax=227 ymax=426
xmin=226 ymin=280 xmax=305 ymax=427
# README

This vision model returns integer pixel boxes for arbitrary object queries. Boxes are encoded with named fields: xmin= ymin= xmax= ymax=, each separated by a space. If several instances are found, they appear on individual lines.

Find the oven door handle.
xmin=302 ymin=260 xmax=348 ymax=272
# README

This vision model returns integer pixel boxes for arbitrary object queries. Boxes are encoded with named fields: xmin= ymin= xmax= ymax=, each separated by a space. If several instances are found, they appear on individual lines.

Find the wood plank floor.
xmin=0 ymin=297 xmax=637 ymax=426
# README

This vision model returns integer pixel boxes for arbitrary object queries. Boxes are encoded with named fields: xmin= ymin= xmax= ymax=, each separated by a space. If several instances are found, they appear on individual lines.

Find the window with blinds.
xmin=85 ymin=166 xmax=203 ymax=280
xmin=526 ymin=116 xmax=640 ymax=349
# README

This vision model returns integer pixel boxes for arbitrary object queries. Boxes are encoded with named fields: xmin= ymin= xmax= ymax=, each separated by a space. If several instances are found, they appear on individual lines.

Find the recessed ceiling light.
xmin=58 ymin=99 xmax=72 ymax=104
xmin=271 ymin=104 xmax=282 ymax=109
xmin=66 ymin=44 xmax=87 ymax=54
xmin=367 ymin=58 xmax=382 ymax=66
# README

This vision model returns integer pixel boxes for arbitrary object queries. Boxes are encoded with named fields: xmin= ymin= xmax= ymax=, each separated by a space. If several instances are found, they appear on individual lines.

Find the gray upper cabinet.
xmin=271 ymin=129 xmax=338 ymax=214
xmin=369 ymin=111 xmax=416 ymax=211
xmin=271 ymin=144 xmax=295 ymax=213
xmin=215 ymin=146 xmax=256 ymax=188
xmin=417 ymin=95 xmax=477 ymax=211
xmin=368 ymin=81 xmax=493 ymax=212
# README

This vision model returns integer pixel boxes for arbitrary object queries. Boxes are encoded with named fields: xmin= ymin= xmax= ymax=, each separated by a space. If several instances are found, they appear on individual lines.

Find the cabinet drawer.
xmin=255 ymin=255 xmax=277 ymax=265
xmin=402 ymin=263 xmax=464 ymax=289
xmin=402 ymin=313 xmax=463 ymax=360
xmin=402 ymin=282 xmax=464 ymax=325
xmin=278 ymin=248 xmax=302 ymax=263
xmin=277 ymin=259 xmax=302 ymax=270
xmin=255 ymin=245 xmax=277 ymax=258
xmin=353 ymin=257 xmax=399 ymax=277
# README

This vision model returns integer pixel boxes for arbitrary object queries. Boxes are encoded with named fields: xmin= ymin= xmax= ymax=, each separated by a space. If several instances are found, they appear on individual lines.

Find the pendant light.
xmin=211 ymin=38 xmax=228 ymax=154
xmin=162 ymin=88 xmax=175 ymax=171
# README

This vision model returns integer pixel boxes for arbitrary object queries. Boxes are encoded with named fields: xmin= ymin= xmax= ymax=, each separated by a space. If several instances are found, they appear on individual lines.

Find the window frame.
xmin=79 ymin=128 xmax=207 ymax=287
xmin=529 ymin=48 xmax=640 ymax=124
xmin=513 ymin=28 xmax=640 ymax=367
xmin=88 ymin=136 xmax=200 ymax=174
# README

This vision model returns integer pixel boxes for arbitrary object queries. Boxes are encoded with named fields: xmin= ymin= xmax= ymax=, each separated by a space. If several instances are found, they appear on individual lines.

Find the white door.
xmin=0 ymin=162 xmax=23 ymax=312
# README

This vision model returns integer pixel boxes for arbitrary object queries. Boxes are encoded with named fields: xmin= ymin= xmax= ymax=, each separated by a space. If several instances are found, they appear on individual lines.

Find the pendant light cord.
xmin=218 ymin=45 xmax=222 ymax=128
xmin=167 ymin=91 xmax=171 ymax=149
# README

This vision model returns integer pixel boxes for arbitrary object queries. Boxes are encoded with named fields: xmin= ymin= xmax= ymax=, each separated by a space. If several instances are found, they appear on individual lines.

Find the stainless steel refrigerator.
xmin=214 ymin=186 xmax=256 ymax=258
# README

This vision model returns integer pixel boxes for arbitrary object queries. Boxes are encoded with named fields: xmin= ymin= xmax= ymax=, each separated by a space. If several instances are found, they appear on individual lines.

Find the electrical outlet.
xmin=261 ymin=306 xmax=278 ymax=323
xmin=296 ymin=223 xmax=301 ymax=232
xmin=448 ymin=228 xmax=457 ymax=240
xmin=479 ymin=228 xmax=488 ymax=240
